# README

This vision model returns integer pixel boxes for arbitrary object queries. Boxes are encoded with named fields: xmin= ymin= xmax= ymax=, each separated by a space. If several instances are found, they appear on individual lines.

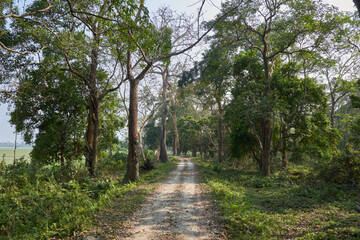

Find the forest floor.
xmin=83 ymin=157 xmax=226 ymax=240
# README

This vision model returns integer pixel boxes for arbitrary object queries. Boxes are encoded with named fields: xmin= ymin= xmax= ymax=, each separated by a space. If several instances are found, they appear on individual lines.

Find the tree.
xmin=60 ymin=0 xmax=128 ymax=176
xmin=168 ymin=78 xmax=180 ymax=155
xmin=180 ymin=44 xmax=232 ymax=163
xmin=315 ymin=20 xmax=360 ymax=128
xmin=272 ymin=59 xmax=329 ymax=169
xmin=119 ymin=76 xmax=161 ymax=164
xmin=354 ymin=0 xmax=360 ymax=14
xmin=10 ymin=61 xmax=87 ymax=169
xmin=158 ymin=65 xmax=170 ymax=163
xmin=214 ymin=0 xmax=339 ymax=176
xmin=228 ymin=50 xmax=336 ymax=171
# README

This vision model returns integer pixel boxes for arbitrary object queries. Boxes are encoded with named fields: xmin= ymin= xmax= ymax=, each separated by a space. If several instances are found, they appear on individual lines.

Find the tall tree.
xmin=10 ymin=65 xmax=87 ymax=169
xmin=180 ymin=45 xmax=232 ymax=163
xmin=214 ymin=0 xmax=339 ymax=175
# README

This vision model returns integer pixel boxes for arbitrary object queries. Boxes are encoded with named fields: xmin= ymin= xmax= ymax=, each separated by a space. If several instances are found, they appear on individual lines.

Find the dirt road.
xmin=122 ymin=157 xmax=225 ymax=240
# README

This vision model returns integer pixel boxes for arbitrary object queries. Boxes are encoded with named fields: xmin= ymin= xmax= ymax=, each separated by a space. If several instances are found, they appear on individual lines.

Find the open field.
xmin=0 ymin=147 xmax=32 ymax=162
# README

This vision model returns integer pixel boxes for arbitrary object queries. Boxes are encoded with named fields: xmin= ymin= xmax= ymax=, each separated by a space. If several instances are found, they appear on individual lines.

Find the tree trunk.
xmin=251 ymin=148 xmax=262 ymax=171
xmin=85 ymin=36 xmax=100 ymax=176
xmin=85 ymin=93 xmax=100 ymax=176
xmin=60 ymin=133 xmax=65 ymax=170
xmin=261 ymin=56 xmax=272 ymax=177
xmin=123 ymin=79 xmax=140 ymax=183
xmin=216 ymin=98 xmax=224 ymax=163
xmin=60 ymin=145 xmax=65 ymax=170
xmin=179 ymin=140 xmax=183 ymax=156
xmin=159 ymin=69 xmax=169 ymax=163
xmin=156 ymin=146 xmax=161 ymax=161
xmin=282 ymin=150 xmax=288 ymax=170
xmin=282 ymin=131 xmax=288 ymax=170
xmin=138 ymin=130 xmax=146 ymax=164
xmin=192 ymin=149 xmax=196 ymax=157
xmin=172 ymin=110 xmax=180 ymax=156
xmin=173 ymin=138 xmax=176 ymax=155
xmin=261 ymin=118 xmax=271 ymax=176
xmin=330 ymin=97 xmax=335 ymax=128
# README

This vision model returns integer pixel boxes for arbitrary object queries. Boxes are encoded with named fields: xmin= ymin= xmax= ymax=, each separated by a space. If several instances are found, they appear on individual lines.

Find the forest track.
xmin=120 ymin=157 xmax=225 ymax=240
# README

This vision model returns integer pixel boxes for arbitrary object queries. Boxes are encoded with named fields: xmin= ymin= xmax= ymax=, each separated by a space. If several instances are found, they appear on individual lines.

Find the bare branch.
xmin=155 ymin=2 xmax=241 ymax=62
xmin=0 ymin=0 xmax=52 ymax=20
xmin=119 ymin=83 xmax=129 ymax=118
xmin=0 ymin=42 xmax=46 ymax=55
xmin=128 ymin=30 xmax=151 ymax=64
xmin=63 ymin=52 xmax=87 ymax=83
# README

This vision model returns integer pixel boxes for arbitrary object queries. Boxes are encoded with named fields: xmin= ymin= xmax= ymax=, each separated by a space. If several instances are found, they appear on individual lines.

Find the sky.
xmin=0 ymin=0 xmax=357 ymax=143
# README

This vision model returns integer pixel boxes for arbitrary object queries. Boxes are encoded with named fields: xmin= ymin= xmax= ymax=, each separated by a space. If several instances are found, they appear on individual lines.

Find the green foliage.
xmin=195 ymin=158 xmax=360 ymax=239
xmin=318 ymin=145 xmax=360 ymax=185
xmin=140 ymin=148 xmax=156 ymax=171
xmin=177 ymin=116 xmax=214 ymax=156
xmin=226 ymin=49 xmax=340 ymax=172
xmin=0 ymin=155 xmax=177 ymax=239
xmin=98 ymin=150 xmax=127 ymax=174
xmin=291 ymin=112 xmax=341 ymax=164
xmin=143 ymin=148 xmax=155 ymax=162
xmin=98 ymin=90 xmax=126 ymax=156
xmin=9 ymin=53 xmax=87 ymax=166
xmin=0 ymin=161 xmax=94 ymax=238
xmin=144 ymin=119 xmax=161 ymax=150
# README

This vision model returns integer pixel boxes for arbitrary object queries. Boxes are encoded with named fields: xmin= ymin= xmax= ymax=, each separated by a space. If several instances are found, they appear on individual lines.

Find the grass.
xmin=194 ymin=157 xmax=360 ymax=240
xmin=0 ymin=147 xmax=32 ymax=162
xmin=0 ymin=156 xmax=177 ymax=239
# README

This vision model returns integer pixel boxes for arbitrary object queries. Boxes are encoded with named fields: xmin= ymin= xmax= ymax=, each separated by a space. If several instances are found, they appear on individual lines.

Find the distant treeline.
xmin=0 ymin=142 xmax=32 ymax=148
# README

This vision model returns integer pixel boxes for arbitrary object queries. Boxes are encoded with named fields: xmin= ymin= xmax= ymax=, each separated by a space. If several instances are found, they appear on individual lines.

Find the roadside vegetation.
xmin=195 ymin=157 xmax=360 ymax=239
xmin=0 ymin=150 xmax=176 ymax=239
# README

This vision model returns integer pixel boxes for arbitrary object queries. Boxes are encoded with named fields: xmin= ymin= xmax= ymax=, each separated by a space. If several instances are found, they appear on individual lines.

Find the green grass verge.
xmin=0 ymin=157 xmax=177 ymax=239
xmin=193 ymin=158 xmax=360 ymax=240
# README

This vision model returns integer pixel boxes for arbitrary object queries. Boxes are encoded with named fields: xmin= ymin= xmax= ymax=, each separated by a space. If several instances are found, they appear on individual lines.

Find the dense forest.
xmin=1 ymin=0 xmax=360 ymax=239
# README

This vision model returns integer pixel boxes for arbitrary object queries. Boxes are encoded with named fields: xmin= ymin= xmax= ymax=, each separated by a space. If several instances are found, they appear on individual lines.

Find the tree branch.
xmin=0 ymin=0 xmax=52 ymax=20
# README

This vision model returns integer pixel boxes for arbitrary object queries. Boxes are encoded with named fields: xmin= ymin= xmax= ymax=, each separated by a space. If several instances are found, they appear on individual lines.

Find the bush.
xmin=318 ymin=145 xmax=360 ymax=185
xmin=98 ymin=151 xmax=127 ymax=174
xmin=111 ymin=151 xmax=127 ymax=163
xmin=0 ymin=169 xmax=95 ymax=238
xmin=141 ymin=149 xmax=156 ymax=171
xmin=143 ymin=148 xmax=156 ymax=162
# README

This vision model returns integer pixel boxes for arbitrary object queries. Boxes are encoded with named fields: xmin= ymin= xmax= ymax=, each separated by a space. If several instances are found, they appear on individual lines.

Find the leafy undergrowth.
xmin=0 ymin=157 xmax=177 ymax=239
xmin=194 ymin=158 xmax=360 ymax=240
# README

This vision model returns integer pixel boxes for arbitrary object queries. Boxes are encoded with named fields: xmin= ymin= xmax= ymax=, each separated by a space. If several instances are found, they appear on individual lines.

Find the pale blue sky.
xmin=0 ymin=0 xmax=357 ymax=142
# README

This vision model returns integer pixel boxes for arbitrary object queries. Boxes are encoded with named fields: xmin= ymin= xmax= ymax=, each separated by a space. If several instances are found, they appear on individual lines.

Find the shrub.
xmin=98 ymin=151 xmax=127 ymax=174
xmin=141 ymin=149 xmax=156 ymax=171
xmin=318 ymin=145 xmax=360 ymax=185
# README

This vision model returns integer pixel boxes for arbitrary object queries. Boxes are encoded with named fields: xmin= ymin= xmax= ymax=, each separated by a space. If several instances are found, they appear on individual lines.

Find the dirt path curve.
xmin=122 ymin=157 xmax=225 ymax=240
